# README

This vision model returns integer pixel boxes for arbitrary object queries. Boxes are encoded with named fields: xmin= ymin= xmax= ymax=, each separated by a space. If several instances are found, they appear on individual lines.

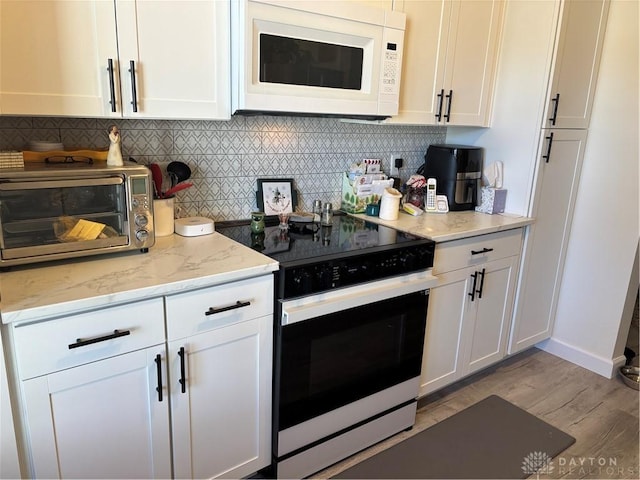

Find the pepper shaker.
xmin=321 ymin=202 xmax=333 ymax=226
xmin=312 ymin=199 xmax=323 ymax=222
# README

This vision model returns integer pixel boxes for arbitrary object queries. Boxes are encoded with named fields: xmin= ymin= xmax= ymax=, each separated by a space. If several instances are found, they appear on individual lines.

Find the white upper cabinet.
xmin=544 ymin=0 xmax=610 ymax=129
xmin=0 ymin=0 xmax=230 ymax=119
xmin=391 ymin=0 xmax=504 ymax=126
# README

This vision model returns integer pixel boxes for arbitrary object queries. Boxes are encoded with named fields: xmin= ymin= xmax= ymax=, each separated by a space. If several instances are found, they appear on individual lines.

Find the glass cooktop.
xmin=215 ymin=214 xmax=432 ymax=267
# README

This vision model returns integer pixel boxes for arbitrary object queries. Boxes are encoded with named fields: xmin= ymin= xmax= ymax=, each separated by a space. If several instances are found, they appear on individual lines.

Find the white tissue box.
xmin=475 ymin=187 xmax=507 ymax=214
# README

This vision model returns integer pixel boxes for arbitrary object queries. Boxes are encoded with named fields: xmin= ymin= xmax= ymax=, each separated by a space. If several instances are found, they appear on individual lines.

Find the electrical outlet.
xmin=389 ymin=154 xmax=402 ymax=177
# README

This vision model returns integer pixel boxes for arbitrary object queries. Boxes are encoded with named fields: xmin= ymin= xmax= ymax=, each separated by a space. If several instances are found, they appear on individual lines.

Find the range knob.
xmin=135 ymin=214 xmax=149 ymax=227
xmin=136 ymin=229 xmax=150 ymax=242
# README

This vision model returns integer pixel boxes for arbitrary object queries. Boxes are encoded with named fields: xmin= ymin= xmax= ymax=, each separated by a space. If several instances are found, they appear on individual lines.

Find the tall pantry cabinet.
xmin=508 ymin=0 xmax=610 ymax=353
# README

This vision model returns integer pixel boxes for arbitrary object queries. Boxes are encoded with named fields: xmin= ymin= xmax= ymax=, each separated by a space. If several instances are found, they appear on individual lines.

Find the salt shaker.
xmin=321 ymin=202 xmax=333 ymax=226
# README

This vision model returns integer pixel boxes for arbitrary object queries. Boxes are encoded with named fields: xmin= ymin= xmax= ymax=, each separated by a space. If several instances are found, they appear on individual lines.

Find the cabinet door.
xmin=463 ymin=257 xmax=518 ymax=375
xmin=419 ymin=268 xmax=471 ymax=397
xmin=441 ymin=0 xmax=504 ymax=126
xmin=170 ymin=315 xmax=272 ymax=479
xmin=115 ymin=0 xmax=230 ymax=119
xmin=0 ymin=0 xmax=118 ymax=117
xmin=544 ymin=0 xmax=609 ymax=129
xmin=22 ymin=346 xmax=171 ymax=479
xmin=509 ymin=129 xmax=588 ymax=354
xmin=390 ymin=0 xmax=449 ymax=125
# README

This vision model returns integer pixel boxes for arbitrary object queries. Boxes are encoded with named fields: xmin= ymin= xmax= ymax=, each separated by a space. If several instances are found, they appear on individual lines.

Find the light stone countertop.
xmin=0 ymin=232 xmax=278 ymax=325
xmin=350 ymin=210 xmax=534 ymax=243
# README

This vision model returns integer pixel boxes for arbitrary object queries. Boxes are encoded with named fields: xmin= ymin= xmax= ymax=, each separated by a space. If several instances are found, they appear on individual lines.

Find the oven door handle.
xmin=280 ymin=272 xmax=438 ymax=326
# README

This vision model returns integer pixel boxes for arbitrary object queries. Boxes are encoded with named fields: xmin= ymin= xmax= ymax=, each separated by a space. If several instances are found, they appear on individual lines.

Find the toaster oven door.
xmin=0 ymin=178 xmax=129 ymax=263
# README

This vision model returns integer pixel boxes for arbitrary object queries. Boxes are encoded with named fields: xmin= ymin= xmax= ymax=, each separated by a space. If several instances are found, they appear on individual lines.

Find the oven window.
xmin=278 ymin=291 xmax=428 ymax=430
xmin=0 ymin=184 xmax=127 ymax=250
xmin=259 ymin=34 xmax=363 ymax=90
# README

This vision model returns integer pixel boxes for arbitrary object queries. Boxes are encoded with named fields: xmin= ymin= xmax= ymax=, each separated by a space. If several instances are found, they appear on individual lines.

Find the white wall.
xmin=542 ymin=0 xmax=639 ymax=377
xmin=446 ymin=0 xmax=560 ymax=216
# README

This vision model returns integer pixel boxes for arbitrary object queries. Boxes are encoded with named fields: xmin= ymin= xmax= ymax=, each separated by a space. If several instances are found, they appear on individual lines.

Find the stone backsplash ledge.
xmin=0 ymin=116 xmax=446 ymax=221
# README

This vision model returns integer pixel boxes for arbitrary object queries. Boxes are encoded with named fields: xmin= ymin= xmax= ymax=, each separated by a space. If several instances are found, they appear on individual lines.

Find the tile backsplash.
xmin=0 ymin=116 xmax=445 ymax=221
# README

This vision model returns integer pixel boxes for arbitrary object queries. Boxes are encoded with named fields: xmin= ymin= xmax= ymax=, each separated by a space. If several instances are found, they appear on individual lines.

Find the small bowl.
xmin=618 ymin=366 xmax=640 ymax=390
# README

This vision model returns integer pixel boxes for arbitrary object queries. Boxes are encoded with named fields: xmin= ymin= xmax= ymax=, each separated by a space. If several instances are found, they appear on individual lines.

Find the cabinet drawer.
xmin=433 ymin=229 xmax=523 ymax=274
xmin=13 ymin=298 xmax=165 ymax=380
xmin=166 ymin=275 xmax=273 ymax=341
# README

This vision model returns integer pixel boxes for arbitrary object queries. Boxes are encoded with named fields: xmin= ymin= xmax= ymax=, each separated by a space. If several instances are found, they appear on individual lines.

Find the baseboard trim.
xmin=537 ymin=337 xmax=625 ymax=379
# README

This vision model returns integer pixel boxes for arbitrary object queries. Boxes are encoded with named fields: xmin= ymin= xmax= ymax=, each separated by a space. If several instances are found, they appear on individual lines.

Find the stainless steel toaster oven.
xmin=0 ymin=160 xmax=155 ymax=267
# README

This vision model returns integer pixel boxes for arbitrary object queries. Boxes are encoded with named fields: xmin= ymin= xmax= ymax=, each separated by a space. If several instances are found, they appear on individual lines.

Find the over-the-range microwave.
xmin=231 ymin=0 xmax=406 ymax=120
xmin=0 ymin=160 xmax=155 ymax=267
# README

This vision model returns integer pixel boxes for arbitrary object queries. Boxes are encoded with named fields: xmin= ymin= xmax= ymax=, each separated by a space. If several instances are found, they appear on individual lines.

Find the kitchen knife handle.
xmin=68 ymin=329 xmax=130 ymax=349
xmin=129 ymin=60 xmax=138 ymax=113
xmin=205 ymin=300 xmax=251 ymax=316
xmin=107 ymin=59 xmax=117 ymax=113
xmin=549 ymin=93 xmax=560 ymax=125
xmin=178 ymin=346 xmax=186 ymax=394
xmin=476 ymin=268 xmax=486 ymax=299
xmin=444 ymin=90 xmax=453 ymax=122
xmin=468 ymin=272 xmax=478 ymax=301
xmin=435 ymin=89 xmax=445 ymax=121
xmin=154 ymin=354 xmax=163 ymax=402
xmin=542 ymin=132 xmax=554 ymax=163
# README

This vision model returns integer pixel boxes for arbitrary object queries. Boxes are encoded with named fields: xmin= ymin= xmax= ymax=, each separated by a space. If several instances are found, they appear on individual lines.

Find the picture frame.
xmin=256 ymin=178 xmax=298 ymax=216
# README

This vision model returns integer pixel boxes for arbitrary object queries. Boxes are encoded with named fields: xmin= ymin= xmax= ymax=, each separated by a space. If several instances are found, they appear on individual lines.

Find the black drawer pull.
xmin=476 ymin=268 xmax=486 ymax=299
xmin=205 ymin=300 xmax=251 ymax=316
xmin=68 ymin=329 xmax=130 ymax=349
xmin=471 ymin=247 xmax=494 ymax=255
xmin=107 ymin=58 xmax=116 ymax=113
xmin=129 ymin=60 xmax=138 ymax=112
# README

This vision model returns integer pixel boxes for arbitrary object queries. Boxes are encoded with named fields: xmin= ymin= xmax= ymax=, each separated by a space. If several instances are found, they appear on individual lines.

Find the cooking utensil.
xmin=163 ymin=182 xmax=193 ymax=198
xmin=149 ymin=163 xmax=164 ymax=198
xmin=167 ymin=161 xmax=191 ymax=188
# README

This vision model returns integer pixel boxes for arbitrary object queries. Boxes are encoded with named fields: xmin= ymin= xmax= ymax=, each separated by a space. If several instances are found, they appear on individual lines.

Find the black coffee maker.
xmin=418 ymin=144 xmax=483 ymax=211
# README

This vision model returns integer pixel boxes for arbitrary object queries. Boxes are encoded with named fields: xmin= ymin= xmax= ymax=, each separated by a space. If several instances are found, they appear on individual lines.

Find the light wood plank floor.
xmin=314 ymin=348 xmax=639 ymax=479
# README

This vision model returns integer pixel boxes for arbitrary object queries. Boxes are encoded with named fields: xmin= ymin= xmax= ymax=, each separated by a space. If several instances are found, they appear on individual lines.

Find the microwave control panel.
xmin=129 ymin=175 xmax=153 ymax=246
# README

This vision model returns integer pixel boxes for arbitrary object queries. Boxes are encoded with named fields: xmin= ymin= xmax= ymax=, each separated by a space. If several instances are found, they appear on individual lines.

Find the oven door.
xmin=276 ymin=271 xmax=436 ymax=455
xmin=0 ymin=177 xmax=129 ymax=263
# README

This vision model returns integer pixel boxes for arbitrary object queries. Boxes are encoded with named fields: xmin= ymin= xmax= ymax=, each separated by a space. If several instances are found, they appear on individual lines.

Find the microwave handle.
xmin=0 ymin=177 xmax=123 ymax=191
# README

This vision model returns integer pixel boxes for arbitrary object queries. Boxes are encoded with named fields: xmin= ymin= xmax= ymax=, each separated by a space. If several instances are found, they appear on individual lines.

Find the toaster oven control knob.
xmin=135 ymin=214 xmax=149 ymax=228
xmin=136 ymin=229 xmax=150 ymax=242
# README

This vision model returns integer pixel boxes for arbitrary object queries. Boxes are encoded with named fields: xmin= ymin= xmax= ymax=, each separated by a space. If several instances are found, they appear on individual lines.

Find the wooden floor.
xmin=315 ymin=348 xmax=640 ymax=479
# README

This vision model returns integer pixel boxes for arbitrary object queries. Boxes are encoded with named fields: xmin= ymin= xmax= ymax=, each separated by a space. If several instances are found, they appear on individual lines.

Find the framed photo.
xmin=257 ymin=178 xmax=298 ymax=216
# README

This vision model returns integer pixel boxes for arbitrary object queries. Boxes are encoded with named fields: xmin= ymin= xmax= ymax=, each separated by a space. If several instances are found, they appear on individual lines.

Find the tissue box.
xmin=475 ymin=187 xmax=507 ymax=214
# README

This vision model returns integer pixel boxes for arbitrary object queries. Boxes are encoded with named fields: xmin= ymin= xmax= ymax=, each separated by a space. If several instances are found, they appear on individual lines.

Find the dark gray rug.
xmin=333 ymin=395 xmax=575 ymax=479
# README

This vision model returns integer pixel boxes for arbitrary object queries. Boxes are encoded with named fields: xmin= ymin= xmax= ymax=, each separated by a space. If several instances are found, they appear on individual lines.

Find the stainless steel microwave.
xmin=231 ymin=0 xmax=406 ymax=119
xmin=0 ymin=160 xmax=154 ymax=267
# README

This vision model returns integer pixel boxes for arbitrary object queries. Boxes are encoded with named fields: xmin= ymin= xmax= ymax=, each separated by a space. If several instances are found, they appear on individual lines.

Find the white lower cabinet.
xmin=10 ymin=274 xmax=274 ymax=479
xmin=420 ymin=229 xmax=522 ymax=397
xmin=14 ymin=298 xmax=171 ymax=479
xmin=166 ymin=275 xmax=273 ymax=479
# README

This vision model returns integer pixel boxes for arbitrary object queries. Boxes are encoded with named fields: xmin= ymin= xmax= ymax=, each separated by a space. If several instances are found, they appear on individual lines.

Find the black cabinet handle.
xmin=542 ymin=132 xmax=554 ymax=163
xmin=549 ymin=93 xmax=560 ymax=125
xmin=107 ymin=58 xmax=116 ymax=113
xmin=154 ymin=354 xmax=163 ymax=402
xmin=471 ymin=247 xmax=494 ymax=255
xmin=476 ymin=268 xmax=486 ymax=299
xmin=435 ymin=89 xmax=445 ymax=121
xmin=468 ymin=272 xmax=478 ymax=301
xmin=205 ymin=300 xmax=251 ymax=316
xmin=444 ymin=90 xmax=453 ymax=122
xmin=178 ymin=346 xmax=186 ymax=394
xmin=68 ymin=329 xmax=130 ymax=349
xmin=129 ymin=60 xmax=138 ymax=112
